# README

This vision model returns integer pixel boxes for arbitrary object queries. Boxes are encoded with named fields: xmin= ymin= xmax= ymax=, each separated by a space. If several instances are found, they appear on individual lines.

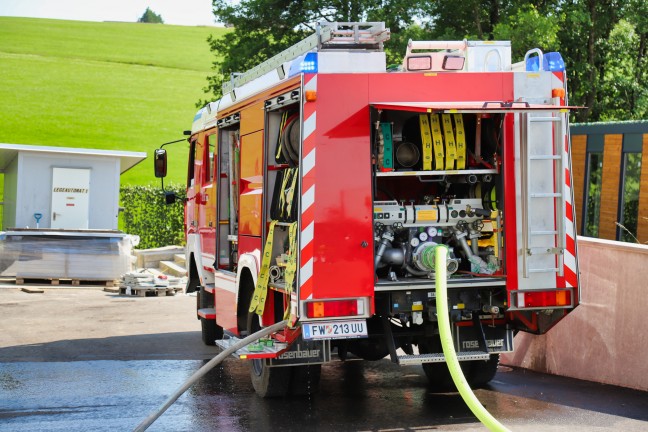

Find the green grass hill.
xmin=0 ymin=17 xmax=226 ymax=185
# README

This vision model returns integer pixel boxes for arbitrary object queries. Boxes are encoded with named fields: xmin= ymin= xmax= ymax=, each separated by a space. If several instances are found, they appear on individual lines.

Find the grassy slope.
xmin=0 ymin=17 xmax=226 ymax=185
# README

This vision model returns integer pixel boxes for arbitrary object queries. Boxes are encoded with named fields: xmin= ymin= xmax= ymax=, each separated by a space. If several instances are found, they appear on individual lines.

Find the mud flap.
xmin=454 ymin=325 xmax=513 ymax=353
xmin=268 ymin=336 xmax=331 ymax=367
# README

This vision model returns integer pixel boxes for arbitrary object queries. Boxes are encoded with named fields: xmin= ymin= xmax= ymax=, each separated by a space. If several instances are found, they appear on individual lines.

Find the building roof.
xmin=571 ymin=120 xmax=648 ymax=135
xmin=0 ymin=143 xmax=147 ymax=174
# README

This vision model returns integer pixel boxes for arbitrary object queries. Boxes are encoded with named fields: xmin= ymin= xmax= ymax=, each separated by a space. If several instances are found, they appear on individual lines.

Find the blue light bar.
xmin=288 ymin=52 xmax=318 ymax=77
xmin=526 ymin=52 xmax=565 ymax=72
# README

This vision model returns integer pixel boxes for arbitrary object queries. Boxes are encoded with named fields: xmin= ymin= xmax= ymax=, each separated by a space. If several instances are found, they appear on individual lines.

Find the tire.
xmin=290 ymin=364 xmax=322 ymax=396
xmin=467 ymin=354 xmax=500 ymax=388
xmin=199 ymin=285 xmax=223 ymax=346
xmin=247 ymin=312 xmax=291 ymax=398
xmin=419 ymin=337 xmax=472 ymax=391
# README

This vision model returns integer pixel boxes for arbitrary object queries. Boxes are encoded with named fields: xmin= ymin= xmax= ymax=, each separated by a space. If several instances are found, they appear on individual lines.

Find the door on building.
xmin=51 ymin=167 xmax=90 ymax=229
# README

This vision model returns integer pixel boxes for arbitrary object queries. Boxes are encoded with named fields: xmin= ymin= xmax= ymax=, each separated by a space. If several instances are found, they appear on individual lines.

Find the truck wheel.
xmin=290 ymin=364 xmax=322 ymax=396
xmin=199 ymin=285 xmax=223 ymax=346
xmin=247 ymin=312 xmax=291 ymax=398
xmin=467 ymin=354 xmax=500 ymax=388
xmin=419 ymin=338 xmax=471 ymax=391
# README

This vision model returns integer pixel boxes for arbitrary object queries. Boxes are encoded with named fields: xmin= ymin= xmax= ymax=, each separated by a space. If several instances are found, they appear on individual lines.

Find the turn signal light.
xmin=306 ymin=299 xmax=360 ymax=318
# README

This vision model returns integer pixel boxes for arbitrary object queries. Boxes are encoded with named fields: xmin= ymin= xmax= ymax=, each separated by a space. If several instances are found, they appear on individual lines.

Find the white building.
xmin=0 ymin=143 xmax=145 ymax=230
xmin=0 ymin=144 xmax=146 ymax=281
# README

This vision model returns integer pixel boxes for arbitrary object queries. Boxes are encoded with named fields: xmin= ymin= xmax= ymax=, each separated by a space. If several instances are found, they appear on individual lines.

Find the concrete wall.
xmin=502 ymin=236 xmax=648 ymax=391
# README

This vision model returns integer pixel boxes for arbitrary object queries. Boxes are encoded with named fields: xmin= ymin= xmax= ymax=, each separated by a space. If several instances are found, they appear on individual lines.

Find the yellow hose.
xmin=434 ymin=245 xmax=511 ymax=432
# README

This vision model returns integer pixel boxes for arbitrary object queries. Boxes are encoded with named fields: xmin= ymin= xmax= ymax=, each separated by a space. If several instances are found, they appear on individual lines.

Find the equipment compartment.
xmin=370 ymin=108 xmax=505 ymax=284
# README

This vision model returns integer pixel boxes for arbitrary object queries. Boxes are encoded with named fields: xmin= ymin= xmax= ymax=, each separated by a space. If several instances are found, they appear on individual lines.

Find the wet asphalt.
xmin=1 ymin=287 xmax=647 ymax=431
xmin=1 ymin=358 xmax=648 ymax=431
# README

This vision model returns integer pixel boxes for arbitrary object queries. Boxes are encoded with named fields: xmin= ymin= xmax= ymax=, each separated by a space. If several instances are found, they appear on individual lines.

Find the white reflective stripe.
xmin=303 ymin=111 xmax=316 ymax=140
xmin=565 ymin=216 xmax=575 ymax=238
xmin=302 ymin=184 xmax=315 ymax=213
xmin=302 ymin=148 xmax=316 ymax=176
xmin=301 ymin=220 xmax=314 ymax=249
xmin=300 ymin=257 xmax=313 ymax=285
xmin=564 ymin=252 xmax=576 ymax=279
xmin=304 ymin=74 xmax=317 ymax=92
xmin=357 ymin=299 xmax=365 ymax=315
xmin=214 ymin=275 xmax=236 ymax=293
xmin=290 ymin=292 xmax=298 ymax=318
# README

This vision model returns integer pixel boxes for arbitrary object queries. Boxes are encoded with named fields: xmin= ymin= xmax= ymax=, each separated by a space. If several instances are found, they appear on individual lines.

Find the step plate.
xmin=215 ymin=336 xmax=289 ymax=360
xmin=197 ymin=308 xmax=216 ymax=319
xmin=398 ymin=351 xmax=490 ymax=366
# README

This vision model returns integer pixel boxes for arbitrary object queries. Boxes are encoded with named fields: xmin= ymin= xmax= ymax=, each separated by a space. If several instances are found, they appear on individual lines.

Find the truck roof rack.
xmin=222 ymin=22 xmax=390 ymax=95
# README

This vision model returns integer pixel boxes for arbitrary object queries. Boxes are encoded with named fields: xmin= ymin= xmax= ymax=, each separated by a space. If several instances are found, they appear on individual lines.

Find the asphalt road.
xmin=1 ymin=285 xmax=647 ymax=431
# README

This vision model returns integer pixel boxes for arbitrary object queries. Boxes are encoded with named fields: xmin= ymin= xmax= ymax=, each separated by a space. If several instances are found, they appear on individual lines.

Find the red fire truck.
xmin=156 ymin=22 xmax=580 ymax=397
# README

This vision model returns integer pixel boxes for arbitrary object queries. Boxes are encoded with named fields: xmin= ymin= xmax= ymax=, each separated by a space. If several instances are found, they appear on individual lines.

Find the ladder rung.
xmin=530 ymin=155 xmax=561 ymax=160
xmin=528 ymin=268 xmax=560 ymax=273
xmin=529 ymin=117 xmax=560 ymax=122
xmin=527 ymin=247 xmax=563 ymax=255
xmin=530 ymin=192 xmax=563 ymax=198
xmin=531 ymin=230 xmax=559 ymax=236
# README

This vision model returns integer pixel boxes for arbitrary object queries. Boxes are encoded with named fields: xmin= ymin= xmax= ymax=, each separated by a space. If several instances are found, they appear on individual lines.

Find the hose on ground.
xmin=133 ymin=319 xmax=288 ymax=432
xmin=434 ymin=245 xmax=510 ymax=432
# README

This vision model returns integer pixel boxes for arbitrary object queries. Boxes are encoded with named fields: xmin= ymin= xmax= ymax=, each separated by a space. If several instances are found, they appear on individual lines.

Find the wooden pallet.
xmin=15 ymin=277 xmax=117 ymax=287
xmin=118 ymin=286 xmax=183 ymax=297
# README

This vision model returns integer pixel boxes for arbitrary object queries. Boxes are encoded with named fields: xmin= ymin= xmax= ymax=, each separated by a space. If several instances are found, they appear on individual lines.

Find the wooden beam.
xmin=571 ymin=134 xmax=587 ymax=235
xmin=598 ymin=134 xmax=623 ymax=240
xmin=636 ymin=133 xmax=648 ymax=243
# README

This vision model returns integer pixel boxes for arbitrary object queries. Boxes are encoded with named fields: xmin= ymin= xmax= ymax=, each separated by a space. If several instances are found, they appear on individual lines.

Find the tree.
xmin=557 ymin=0 xmax=622 ymax=121
xmin=138 ymin=7 xmax=164 ymax=24
xmin=201 ymin=0 xmax=644 ymax=122
xmin=597 ymin=0 xmax=647 ymax=120
xmin=419 ymin=0 xmax=504 ymax=40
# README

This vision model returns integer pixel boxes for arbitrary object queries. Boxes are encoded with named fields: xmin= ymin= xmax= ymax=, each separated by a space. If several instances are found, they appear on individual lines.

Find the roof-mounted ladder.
xmin=222 ymin=22 xmax=390 ymax=95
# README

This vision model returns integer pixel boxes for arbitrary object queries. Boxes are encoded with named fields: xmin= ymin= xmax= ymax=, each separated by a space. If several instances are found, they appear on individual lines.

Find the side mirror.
xmin=154 ymin=149 xmax=167 ymax=178
xmin=164 ymin=191 xmax=177 ymax=205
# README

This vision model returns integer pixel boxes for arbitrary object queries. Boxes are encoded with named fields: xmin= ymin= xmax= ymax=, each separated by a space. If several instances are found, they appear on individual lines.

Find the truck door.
xmin=186 ymin=136 xmax=199 ymax=234
xmin=199 ymin=132 xmax=217 ymax=262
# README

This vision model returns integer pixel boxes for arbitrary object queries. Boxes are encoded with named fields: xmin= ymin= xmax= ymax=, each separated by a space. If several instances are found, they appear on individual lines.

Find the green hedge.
xmin=120 ymin=184 xmax=185 ymax=249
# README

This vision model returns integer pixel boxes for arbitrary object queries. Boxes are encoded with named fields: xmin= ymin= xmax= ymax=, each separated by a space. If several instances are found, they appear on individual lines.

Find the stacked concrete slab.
xmin=120 ymin=246 xmax=188 ymax=296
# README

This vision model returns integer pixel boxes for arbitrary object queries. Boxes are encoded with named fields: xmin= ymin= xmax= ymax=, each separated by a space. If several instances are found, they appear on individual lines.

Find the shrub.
xmin=120 ymin=184 xmax=185 ymax=249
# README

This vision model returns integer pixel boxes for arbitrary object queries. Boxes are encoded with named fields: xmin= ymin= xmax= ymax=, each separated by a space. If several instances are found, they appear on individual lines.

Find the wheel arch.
xmin=236 ymin=252 xmax=260 ymax=335
xmin=186 ymin=253 xmax=200 ymax=293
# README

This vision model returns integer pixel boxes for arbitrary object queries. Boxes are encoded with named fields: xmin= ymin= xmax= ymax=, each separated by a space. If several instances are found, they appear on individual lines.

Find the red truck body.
xmin=164 ymin=23 xmax=579 ymax=397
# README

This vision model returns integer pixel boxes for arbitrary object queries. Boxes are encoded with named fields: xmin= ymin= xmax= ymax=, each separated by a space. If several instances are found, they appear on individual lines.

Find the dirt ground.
xmin=0 ymin=280 xmax=219 ymax=362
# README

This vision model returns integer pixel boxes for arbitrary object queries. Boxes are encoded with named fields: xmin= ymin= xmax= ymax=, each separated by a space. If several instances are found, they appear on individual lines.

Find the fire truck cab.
xmin=156 ymin=22 xmax=579 ymax=397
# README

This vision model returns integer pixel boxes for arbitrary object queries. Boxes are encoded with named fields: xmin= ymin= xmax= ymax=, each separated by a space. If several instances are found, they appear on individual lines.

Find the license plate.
xmin=302 ymin=320 xmax=368 ymax=340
